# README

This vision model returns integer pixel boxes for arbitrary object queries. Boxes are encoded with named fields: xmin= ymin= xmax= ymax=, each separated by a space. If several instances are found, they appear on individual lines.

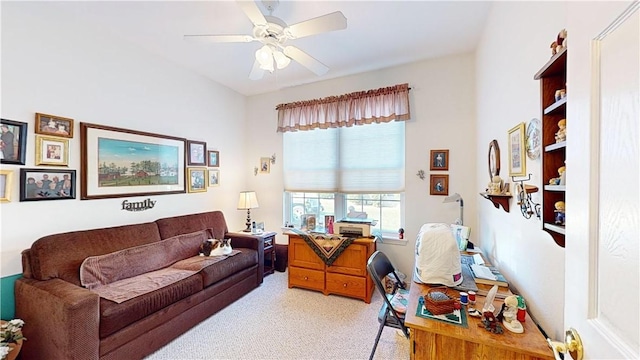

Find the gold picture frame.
xmin=35 ymin=112 xmax=74 ymax=138
xmin=187 ymin=167 xmax=207 ymax=193
xmin=0 ymin=169 xmax=14 ymax=202
xmin=35 ymin=135 xmax=69 ymax=166
xmin=508 ymin=123 xmax=527 ymax=177
xmin=430 ymin=149 xmax=449 ymax=171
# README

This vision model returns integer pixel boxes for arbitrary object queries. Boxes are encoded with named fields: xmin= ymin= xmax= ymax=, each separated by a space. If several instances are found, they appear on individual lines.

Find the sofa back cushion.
xmin=80 ymin=229 xmax=212 ymax=289
xmin=156 ymin=211 xmax=229 ymax=240
xmin=28 ymin=222 xmax=162 ymax=285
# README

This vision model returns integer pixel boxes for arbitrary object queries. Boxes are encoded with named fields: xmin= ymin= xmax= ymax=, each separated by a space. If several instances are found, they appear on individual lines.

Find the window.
xmin=284 ymin=192 xmax=403 ymax=237
xmin=283 ymin=120 xmax=405 ymax=238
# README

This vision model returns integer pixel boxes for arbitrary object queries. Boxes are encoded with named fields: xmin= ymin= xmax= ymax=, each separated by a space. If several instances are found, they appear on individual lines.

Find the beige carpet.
xmin=145 ymin=270 xmax=409 ymax=360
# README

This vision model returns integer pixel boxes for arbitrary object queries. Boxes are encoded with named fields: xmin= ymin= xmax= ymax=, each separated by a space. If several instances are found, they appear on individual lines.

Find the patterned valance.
xmin=276 ymin=83 xmax=411 ymax=133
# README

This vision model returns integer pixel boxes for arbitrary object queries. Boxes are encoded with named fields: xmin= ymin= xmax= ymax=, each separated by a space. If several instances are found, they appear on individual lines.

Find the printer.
xmin=335 ymin=219 xmax=372 ymax=237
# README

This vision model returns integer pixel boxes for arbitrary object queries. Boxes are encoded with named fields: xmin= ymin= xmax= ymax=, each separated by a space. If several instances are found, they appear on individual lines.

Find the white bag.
xmin=414 ymin=223 xmax=463 ymax=286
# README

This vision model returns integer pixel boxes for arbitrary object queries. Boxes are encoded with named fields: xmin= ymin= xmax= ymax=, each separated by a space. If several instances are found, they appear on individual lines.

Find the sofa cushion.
xmin=29 ymin=222 xmax=162 ymax=285
xmin=91 ymin=267 xmax=198 ymax=304
xmin=80 ymin=229 xmax=212 ymax=289
xmin=173 ymin=248 xmax=258 ymax=287
xmin=156 ymin=211 xmax=229 ymax=240
xmin=99 ymin=273 xmax=203 ymax=338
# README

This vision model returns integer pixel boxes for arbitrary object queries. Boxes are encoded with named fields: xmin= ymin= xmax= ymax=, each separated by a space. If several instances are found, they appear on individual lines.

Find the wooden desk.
xmin=405 ymin=282 xmax=554 ymax=360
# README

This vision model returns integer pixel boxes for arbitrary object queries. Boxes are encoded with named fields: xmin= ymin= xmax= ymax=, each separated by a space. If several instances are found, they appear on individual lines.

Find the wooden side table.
xmin=260 ymin=231 xmax=277 ymax=276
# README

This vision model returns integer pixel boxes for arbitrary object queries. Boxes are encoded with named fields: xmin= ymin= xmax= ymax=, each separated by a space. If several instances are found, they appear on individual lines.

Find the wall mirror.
xmin=488 ymin=139 xmax=500 ymax=180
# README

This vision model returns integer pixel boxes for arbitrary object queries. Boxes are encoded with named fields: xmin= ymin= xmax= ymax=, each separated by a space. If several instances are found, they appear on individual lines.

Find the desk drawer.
xmin=289 ymin=266 xmax=324 ymax=291
xmin=326 ymin=273 xmax=366 ymax=298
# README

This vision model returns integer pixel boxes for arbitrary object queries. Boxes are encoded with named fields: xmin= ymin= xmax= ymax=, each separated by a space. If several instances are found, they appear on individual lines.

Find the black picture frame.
xmin=187 ymin=140 xmax=207 ymax=166
xmin=1 ymin=118 xmax=28 ymax=165
xmin=20 ymin=168 xmax=77 ymax=201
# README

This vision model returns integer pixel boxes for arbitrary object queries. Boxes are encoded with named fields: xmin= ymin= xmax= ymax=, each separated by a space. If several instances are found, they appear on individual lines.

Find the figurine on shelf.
xmin=557 ymin=28 xmax=567 ymax=51
xmin=501 ymin=295 xmax=524 ymax=333
xmin=548 ymin=166 xmax=566 ymax=185
xmin=555 ymin=119 xmax=566 ymax=143
xmin=481 ymin=311 xmax=503 ymax=334
xmin=487 ymin=175 xmax=503 ymax=195
xmin=554 ymin=201 xmax=566 ymax=225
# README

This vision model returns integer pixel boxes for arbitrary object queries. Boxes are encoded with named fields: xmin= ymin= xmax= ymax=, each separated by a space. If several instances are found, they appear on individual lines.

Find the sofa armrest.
xmin=226 ymin=232 xmax=264 ymax=282
xmin=15 ymin=277 xmax=100 ymax=360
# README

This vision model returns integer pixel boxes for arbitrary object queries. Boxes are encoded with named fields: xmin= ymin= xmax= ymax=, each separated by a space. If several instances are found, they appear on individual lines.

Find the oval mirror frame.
xmin=488 ymin=139 xmax=501 ymax=180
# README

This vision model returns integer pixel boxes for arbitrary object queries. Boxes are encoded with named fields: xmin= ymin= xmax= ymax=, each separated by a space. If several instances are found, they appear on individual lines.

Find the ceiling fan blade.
xmin=286 ymin=11 xmax=347 ymax=39
xmin=249 ymin=59 xmax=265 ymax=80
xmin=236 ymin=0 xmax=268 ymax=27
xmin=183 ymin=34 xmax=255 ymax=43
xmin=283 ymin=46 xmax=329 ymax=76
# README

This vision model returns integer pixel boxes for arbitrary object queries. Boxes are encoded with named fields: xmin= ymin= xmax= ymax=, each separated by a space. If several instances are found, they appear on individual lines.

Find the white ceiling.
xmin=38 ymin=1 xmax=492 ymax=96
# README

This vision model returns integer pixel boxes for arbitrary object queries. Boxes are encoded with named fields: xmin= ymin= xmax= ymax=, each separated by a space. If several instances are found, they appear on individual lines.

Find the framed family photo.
xmin=188 ymin=167 xmax=207 ymax=193
xmin=208 ymin=150 xmax=219 ymax=167
xmin=429 ymin=174 xmax=449 ymax=196
xmin=208 ymin=169 xmax=220 ymax=187
xmin=259 ymin=157 xmax=270 ymax=174
xmin=508 ymin=123 xmax=527 ymax=177
xmin=19 ymin=168 xmax=76 ymax=201
xmin=1 ymin=118 xmax=28 ymax=165
xmin=187 ymin=140 xmax=207 ymax=166
xmin=430 ymin=149 xmax=449 ymax=171
xmin=36 ymin=135 xmax=69 ymax=166
xmin=35 ymin=113 xmax=74 ymax=138
xmin=80 ymin=123 xmax=186 ymax=200
xmin=0 ymin=170 xmax=14 ymax=202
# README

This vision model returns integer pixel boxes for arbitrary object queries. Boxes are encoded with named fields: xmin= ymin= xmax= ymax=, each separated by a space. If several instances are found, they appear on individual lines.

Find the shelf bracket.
xmin=480 ymin=192 xmax=511 ymax=213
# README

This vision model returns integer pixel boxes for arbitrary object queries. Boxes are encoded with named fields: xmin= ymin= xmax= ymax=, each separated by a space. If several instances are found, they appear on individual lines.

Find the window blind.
xmin=283 ymin=121 xmax=405 ymax=192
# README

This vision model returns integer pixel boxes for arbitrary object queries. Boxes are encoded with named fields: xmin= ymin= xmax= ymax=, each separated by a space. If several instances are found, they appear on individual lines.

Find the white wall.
xmin=475 ymin=2 xmax=567 ymax=339
xmin=0 ymin=3 xmax=249 ymax=277
xmin=245 ymin=53 xmax=478 ymax=279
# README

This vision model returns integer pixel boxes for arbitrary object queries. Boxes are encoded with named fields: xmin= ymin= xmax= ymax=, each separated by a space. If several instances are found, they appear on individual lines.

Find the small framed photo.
xmin=0 ymin=170 xmax=14 ymax=202
xmin=260 ymin=157 xmax=270 ymax=174
xmin=207 ymin=150 xmax=219 ymax=167
xmin=35 ymin=113 xmax=74 ymax=138
xmin=20 ymin=168 xmax=76 ymax=201
xmin=1 ymin=118 xmax=28 ymax=165
xmin=187 ymin=140 xmax=207 ymax=166
xmin=187 ymin=167 xmax=207 ymax=193
xmin=36 ymin=135 xmax=69 ymax=166
xmin=508 ymin=123 xmax=527 ymax=177
xmin=429 ymin=174 xmax=449 ymax=196
xmin=208 ymin=169 xmax=219 ymax=187
xmin=430 ymin=149 xmax=449 ymax=171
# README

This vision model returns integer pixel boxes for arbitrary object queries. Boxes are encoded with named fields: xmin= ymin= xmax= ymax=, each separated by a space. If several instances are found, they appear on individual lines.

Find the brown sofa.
xmin=15 ymin=211 xmax=265 ymax=360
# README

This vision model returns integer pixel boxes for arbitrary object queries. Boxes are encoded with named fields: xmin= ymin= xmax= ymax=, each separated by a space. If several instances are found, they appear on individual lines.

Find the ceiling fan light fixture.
xmin=255 ymin=45 xmax=274 ymax=72
xmin=273 ymin=50 xmax=291 ymax=69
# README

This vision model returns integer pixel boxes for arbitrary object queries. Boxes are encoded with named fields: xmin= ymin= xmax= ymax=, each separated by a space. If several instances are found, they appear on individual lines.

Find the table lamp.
xmin=443 ymin=192 xmax=464 ymax=225
xmin=237 ymin=191 xmax=259 ymax=232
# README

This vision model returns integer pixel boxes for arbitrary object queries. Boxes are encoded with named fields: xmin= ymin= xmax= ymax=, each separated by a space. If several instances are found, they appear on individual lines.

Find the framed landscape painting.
xmin=80 ymin=123 xmax=186 ymax=200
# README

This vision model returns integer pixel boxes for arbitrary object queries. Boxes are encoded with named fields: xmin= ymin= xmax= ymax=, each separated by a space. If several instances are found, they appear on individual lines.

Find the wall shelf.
xmin=480 ymin=192 xmax=511 ymax=213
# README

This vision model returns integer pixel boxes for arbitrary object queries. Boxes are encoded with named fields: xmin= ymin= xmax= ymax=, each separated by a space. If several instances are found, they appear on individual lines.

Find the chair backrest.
xmin=367 ymin=251 xmax=409 ymax=336
xmin=367 ymin=250 xmax=405 ymax=294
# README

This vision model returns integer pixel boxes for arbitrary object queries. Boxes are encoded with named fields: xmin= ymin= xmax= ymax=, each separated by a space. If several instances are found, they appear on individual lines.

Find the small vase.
xmin=5 ymin=339 xmax=23 ymax=360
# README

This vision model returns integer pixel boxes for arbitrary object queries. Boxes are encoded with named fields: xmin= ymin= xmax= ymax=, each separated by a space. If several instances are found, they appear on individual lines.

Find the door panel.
xmin=566 ymin=1 xmax=639 ymax=358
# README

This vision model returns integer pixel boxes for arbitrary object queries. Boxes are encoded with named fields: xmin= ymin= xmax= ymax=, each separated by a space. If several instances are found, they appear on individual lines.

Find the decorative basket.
xmin=425 ymin=287 xmax=456 ymax=315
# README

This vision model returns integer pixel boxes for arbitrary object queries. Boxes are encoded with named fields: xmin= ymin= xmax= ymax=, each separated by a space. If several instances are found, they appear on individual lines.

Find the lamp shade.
xmin=237 ymin=191 xmax=259 ymax=210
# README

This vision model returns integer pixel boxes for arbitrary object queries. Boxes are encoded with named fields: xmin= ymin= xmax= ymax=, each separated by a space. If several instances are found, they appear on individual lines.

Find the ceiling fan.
xmin=184 ymin=0 xmax=347 ymax=80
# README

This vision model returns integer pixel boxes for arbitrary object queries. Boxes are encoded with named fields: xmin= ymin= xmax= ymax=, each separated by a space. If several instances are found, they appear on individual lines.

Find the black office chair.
xmin=366 ymin=251 xmax=410 ymax=360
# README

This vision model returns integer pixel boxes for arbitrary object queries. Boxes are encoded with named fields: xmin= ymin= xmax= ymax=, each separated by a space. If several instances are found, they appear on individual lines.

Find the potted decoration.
xmin=0 ymin=319 xmax=26 ymax=360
